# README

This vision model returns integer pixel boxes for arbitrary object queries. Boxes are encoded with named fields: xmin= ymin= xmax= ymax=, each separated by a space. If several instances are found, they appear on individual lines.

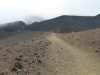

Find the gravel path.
xmin=40 ymin=33 xmax=100 ymax=75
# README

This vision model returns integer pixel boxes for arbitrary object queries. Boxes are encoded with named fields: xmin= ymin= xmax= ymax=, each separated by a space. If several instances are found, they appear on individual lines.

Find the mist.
xmin=0 ymin=0 xmax=100 ymax=25
xmin=23 ymin=16 xmax=44 ymax=24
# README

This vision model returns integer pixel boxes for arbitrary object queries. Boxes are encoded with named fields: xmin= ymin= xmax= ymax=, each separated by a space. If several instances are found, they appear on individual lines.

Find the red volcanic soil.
xmin=57 ymin=28 xmax=100 ymax=53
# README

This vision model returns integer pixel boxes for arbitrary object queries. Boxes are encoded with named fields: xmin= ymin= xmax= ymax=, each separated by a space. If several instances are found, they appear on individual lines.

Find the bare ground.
xmin=57 ymin=28 xmax=100 ymax=52
xmin=0 ymin=31 xmax=100 ymax=75
xmin=40 ymin=33 xmax=100 ymax=75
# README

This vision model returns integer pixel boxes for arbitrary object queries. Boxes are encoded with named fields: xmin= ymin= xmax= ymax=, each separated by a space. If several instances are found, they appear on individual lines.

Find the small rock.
xmin=2 ymin=54 xmax=7 ymax=56
xmin=92 ymin=42 xmax=95 ymax=43
xmin=13 ymin=42 xmax=19 ymax=45
xmin=32 ymin=60 xmax=35 ymax=63
xmin=24 ymin=40 xmax=26 ymax=43
xmin=49 ymin=42 xmax=51 ymax=44
xmin=24 ymin=60 xmax=27 ymax=62
xmin=15 ymin=57 xmax=22 ymax=61
xmin=45 ymin=43 xmax=48 ymax=46
xmin=7 ymin=44 xmax=9 ymax=46
xmin=34 ymin=52 xmax=38 ymax=55
xmin=31 ymin=39 xmax=35 ymax=42
xmin=11 ymin=67 xmax=18 ymax=72
xmin=29 ymin=61 xmax=33 ymax=65
xmin=13 ymin=74 xmax=20 ymax=75
xmin=41 ymin=32 xmax=44 ymax=34
xmin=38 ymin=60 xmax=42 ymax=63
xmin=19 ymin=55 xmax=22 ymax=58
xmin=95 ymin=50 xmax=99 ymax=53
xmin=38 ymin=59 xmax=44 ymax=64
xmin=14 ymin=49 xmax=19 ymax=52
xmin=15 ymin=62 xmax=22 ymax=69
xmin=7 ymin=49 xmax=9 ymax=51
xmin=37 ymin=55 xmax=40 ymax=58
xmin=0 ymin=47 xmax=2 ymax=50
xmin=37 ymin=72 xmax=41 ymax=75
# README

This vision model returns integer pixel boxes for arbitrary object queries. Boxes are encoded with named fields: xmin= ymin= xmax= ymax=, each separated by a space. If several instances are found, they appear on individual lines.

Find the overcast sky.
xmin=0 ymin=0 xmax=100 ymax=24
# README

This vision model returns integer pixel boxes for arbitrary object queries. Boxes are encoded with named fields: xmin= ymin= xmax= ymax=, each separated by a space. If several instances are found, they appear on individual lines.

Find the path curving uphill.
xmin=40 ymin=33 xmax=100 ymax=75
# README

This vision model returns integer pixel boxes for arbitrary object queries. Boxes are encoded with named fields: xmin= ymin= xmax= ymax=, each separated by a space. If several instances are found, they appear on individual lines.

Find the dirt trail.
xmin=40 ymin=33 xmax=100 ymax=75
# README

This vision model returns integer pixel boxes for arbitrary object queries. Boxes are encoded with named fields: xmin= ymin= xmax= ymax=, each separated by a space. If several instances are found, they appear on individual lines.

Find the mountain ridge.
xmin=0 ymin=14 xmax=100 ymax=33
xmin=25 ymin=14 xmax=100 ymax=33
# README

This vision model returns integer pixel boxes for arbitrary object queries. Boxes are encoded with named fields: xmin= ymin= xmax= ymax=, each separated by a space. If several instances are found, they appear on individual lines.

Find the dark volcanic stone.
xmin=15 ymin=62 xmax=22 ymax=69
xmin=19 ymin=55 xmax=22 ymax=58
xmin=38 ymin=60 xmax=42 ymax=63
xmin=95 ymin=50 xmax=99 ymax=53
xmin=34 ymin=52 xmax=38 ymax=55
xmin=29 ymin=61 xmax=32 ymax=65
xmin=37 ymin=59 xmax=44 ymax=64
xmin=11 ymin=67 xmax=17 ymax=71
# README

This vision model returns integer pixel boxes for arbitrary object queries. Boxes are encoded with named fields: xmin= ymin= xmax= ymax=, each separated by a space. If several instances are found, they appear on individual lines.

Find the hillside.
xmin=0 ymin=21 xmax=26 ymax=32
xmin=25 ymin=14 xmax=100 ymax=33
xmin=57 ymin=28 xmax=100 ymax=52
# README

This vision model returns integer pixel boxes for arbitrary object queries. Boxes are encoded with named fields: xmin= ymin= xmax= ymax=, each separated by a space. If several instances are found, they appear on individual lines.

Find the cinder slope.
xmin=57 ymin=28 xmax=100 ymax=52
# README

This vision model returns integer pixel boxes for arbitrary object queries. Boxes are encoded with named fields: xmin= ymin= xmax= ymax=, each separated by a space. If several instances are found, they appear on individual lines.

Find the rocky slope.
xmin=0 ymin=31 xmax=51 ymax=75
xmin=57 ymin=28 xmax=100 ymax=53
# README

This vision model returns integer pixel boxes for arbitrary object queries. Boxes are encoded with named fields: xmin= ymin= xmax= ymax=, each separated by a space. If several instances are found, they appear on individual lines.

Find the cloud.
xmin=24 ymin=16 xmax=45 ymax=24
xmin=0 ymin=0 xmax=100 ymax=24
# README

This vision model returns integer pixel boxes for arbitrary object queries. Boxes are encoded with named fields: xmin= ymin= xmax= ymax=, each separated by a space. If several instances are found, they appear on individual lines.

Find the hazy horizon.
xmin=0 ymin=0 xmax=100 ymax=24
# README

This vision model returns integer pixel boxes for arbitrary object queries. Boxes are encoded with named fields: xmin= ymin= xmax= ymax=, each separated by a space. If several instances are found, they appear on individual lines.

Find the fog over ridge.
xmin=0 ymin=0 xmax=100 ymax=24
